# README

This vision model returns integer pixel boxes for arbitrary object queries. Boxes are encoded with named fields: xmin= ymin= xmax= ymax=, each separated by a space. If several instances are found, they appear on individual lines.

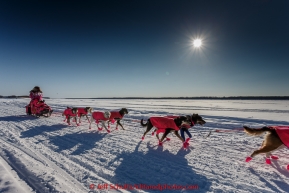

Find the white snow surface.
xmin=0 ymin=98 xmax=289 ymax=193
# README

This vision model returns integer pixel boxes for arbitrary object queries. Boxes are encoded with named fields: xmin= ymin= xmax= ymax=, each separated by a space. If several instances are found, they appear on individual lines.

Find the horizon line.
xmin=2 ymin=96 xmax=289 ymax=100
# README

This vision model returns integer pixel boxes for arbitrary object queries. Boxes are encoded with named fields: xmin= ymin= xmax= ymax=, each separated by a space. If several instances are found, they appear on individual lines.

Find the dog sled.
xmin=26 ymin=99 xmax=53 ymax=117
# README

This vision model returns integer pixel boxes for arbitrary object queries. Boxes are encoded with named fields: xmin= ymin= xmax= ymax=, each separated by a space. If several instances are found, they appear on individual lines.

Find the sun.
xmin=193 ymin=39 xmax=202 ymax=48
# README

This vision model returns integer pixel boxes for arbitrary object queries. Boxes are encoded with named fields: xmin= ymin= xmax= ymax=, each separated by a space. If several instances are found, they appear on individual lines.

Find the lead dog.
xmin=77 ymin=107 xmax=93 ymax=123
xmin=89 ymin=108 xmax=128 ymax=133
xmin=140 ymin=115 xmax=193 ymax=146
xmin=244 ymin=125 xmax=289 ymax=165
xmin=141 ymin=114 xmax=206 ymax=147
xmin=62 ymin=107 xmax=79 ymax=126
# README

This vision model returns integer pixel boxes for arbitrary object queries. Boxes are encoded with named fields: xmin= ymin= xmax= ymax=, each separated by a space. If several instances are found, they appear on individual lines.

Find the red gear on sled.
xmin=26 ymin=99 xmax=52 ymax=117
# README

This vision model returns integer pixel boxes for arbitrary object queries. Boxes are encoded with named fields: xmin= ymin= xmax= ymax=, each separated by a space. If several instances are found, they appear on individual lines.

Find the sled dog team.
xmin=26 ymin=86 xmax=289 ymax=168
xmin=25 ymin=85 xmax=289 ymax=168
xmin=60 ymin=106 xmax=289 ymax=168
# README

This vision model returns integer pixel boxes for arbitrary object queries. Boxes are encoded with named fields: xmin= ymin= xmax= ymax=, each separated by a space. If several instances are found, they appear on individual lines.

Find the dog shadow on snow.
xmin=0 ymin=115 xmax=38 ymax=122
xmin=247 ymin=154 xmax=289 ymax=193
xmin=20 ymin=124 xmax=67 ymax=138
xmin=48 ymin=131 xmax=108 ymax=155
xmin=249 ymin=165 xmax=289 ymax=193
xmin=105 ymin=141 xmax=211 ymax=193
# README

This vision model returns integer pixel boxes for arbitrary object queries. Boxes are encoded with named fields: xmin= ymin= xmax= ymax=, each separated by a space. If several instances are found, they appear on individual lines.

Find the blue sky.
xmin=1 ymin=0 xmax=289 ymax=98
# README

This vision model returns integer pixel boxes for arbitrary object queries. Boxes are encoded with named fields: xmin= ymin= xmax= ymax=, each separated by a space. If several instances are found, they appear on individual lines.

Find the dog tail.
xmin=141 ymin=119 xmax=148 ymax=127
xmin=243 ymin=126 xmax=272 ymax=136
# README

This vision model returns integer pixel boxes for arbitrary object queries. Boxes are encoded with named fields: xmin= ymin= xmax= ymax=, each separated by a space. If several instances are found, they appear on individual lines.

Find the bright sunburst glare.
xmin=193 ymin=39 xmax=202 ymax=48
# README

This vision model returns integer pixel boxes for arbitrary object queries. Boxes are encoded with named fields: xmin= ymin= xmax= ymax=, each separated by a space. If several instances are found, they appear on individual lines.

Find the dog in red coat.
xmin=141 ymin=114 xmax=206 ymax=146
xmin=244 ymin=125 xmax=289 ymax=165
xmin=62 ymin=107 xmax=79 ymax=126
xmin=89 ymin=108 xmax=128 ymax=133
xmin=140 ymin=116 xmax=190 ymax=145
xmin=77 ymin=107 xmax=93 ymax=123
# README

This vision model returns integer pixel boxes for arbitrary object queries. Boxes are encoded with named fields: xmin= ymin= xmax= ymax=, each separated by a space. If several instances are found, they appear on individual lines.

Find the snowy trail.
xmin=0 ymin=98 xmax=289 ymax=192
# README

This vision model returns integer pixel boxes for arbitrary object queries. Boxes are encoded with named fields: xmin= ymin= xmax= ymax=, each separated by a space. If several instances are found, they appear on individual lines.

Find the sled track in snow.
xmin=1 ymin=99 xmax=289 ymax=193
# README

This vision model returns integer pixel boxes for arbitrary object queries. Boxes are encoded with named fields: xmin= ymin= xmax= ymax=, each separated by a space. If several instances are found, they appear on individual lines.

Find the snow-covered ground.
xmin=0 ymin=98 xmax=289 ymax=193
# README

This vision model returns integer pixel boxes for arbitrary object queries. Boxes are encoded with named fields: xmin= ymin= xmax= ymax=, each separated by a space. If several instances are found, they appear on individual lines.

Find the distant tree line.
xmin=0 ymin=95 xmax=50 ymax=99
xmin=66 ymin=96 xmax=289 ymax=100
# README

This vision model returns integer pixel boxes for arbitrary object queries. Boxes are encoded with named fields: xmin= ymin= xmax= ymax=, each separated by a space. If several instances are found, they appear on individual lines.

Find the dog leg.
xmin=172 ymin=130 xmax=188 ymax=148
xmin=266 ymin=144 xmax=286 ymax=159
xmin=62 ymin=113 xmax=67 ymax=122
xmin=78 ymin=114 xmax=82 ymax=123
xmin=247 ymin=145 xmax=282 ymax=164
xmin=97 ymin=122 xmax=102 ymax=130
xmin=101 ymin=121 xmax=110 ymax=133
xmin=75 ymin=117 xmax=79 ymax=126
xmin=250 ymin=145 xmax=281 ymax=158
xmin=156 ymin=133 xmax=163 ymax=146
xmin=142 ymin=124 xmax=153 ymax=140
xmin=67 ymin=116 xmax=71 ymax=125
xmin=89 ymin=116 xmax=94 ymax=129
xmin=115 ymin=122 xmax=118 ymax=130
xmin=86 ymin=115 xmax=90 ymax=123
xmin=156 ymin=133 xmax=160 ymax=141
xmin=159 ymin=129 xmax=171 ymax=144
xmin=116 ymin=120 xmax=124 ymax=130
xmin=156 ymin=133 xmax=169 ymax=145
xmin=173 ymin=131 xmax=185 ymax=142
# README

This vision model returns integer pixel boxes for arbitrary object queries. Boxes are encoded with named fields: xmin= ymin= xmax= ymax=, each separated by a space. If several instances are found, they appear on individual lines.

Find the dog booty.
xmin=265 ymin=158 xmax=271 ymax=165
xmin=158 ymin=141 xmax=163 ymax=146
xmin=183 ymin=142 xmax=189 ymax=149
xmin=152 ymin=132 xmax=155 ymax=136
xmin=185 ymin=138 xmax=191 ymax=143
xmin=287 ymin=164 xmax=289 ymax=170
xmin=245 ymin=157 xmax=252 ymax=162
xmin=116 ymin=126 xmax=118 ymax=130
xmin=271 ymin=155 xmax=279 ymax=160
xmin=98 ymin=127 xmax=102 ymax=131
xmin=141 ymin=136 xmax=144 ymax=140
xmin=77 ymin=124 xmax=80 ymax=126
xmin=107 ymin=130 xmax=111 ymax=133
xmin=166 ymin=137 xmax=170 ymax=141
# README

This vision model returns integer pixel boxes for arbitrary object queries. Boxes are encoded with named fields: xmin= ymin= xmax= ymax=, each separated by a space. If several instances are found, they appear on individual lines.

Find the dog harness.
xmin=270 ymin=126 xmax=289 ymax=148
